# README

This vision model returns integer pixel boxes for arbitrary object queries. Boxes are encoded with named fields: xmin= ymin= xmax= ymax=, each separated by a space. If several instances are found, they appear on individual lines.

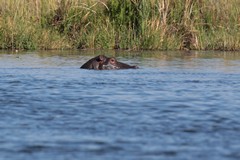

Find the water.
xmin=1 ymin=50 xmax=240 ymax=160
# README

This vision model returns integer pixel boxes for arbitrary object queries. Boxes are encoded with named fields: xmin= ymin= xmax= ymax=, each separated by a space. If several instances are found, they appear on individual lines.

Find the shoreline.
xmin=0 ymin=0 xmax=239 ymax=51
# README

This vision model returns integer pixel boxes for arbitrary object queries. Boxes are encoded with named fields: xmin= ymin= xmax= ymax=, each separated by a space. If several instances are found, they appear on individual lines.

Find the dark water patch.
xmin=142 ymin=149 xmax=178 ymax=157
xmin=19 ymin=145 xmax=50 ymax=154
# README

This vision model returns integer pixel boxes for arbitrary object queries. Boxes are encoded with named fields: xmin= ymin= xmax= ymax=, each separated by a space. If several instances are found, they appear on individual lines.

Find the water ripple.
xmin=1 ymin=53 xmax=240 ymax=160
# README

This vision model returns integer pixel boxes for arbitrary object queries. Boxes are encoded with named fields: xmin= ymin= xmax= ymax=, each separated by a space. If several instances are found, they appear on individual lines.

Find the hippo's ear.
xmin=99 ymin=55 xmax=106 ymax=61
xmin=96 ymin=55 xmax=106 ymax=62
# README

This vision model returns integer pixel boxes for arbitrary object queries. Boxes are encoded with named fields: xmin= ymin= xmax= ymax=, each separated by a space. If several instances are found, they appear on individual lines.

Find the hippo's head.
xmin=99 ymin=57 xmax=120 ymax=70
xmin=80 ymin=55 xmax=138 ymax=70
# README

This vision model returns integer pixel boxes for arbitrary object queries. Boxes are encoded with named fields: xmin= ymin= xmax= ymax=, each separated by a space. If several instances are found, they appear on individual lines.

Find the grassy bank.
xmin=0 ymin=0 xmax=239 ymax=50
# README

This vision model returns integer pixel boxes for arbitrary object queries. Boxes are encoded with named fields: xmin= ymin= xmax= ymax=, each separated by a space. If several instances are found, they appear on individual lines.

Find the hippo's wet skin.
xmin=80 ymin=55 xmax=138 ymax=70
xmin=80 ymin=55 xmax=106 ymax=70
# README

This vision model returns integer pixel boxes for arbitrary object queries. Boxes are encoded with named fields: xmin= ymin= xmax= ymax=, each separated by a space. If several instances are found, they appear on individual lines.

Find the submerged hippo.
xmin=80 ymin=55 xmax=138 ymax=70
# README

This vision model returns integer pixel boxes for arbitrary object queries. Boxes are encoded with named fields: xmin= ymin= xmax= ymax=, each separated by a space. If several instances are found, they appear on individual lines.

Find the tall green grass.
xmin=0 ymin=0 xmax=239 ymax=50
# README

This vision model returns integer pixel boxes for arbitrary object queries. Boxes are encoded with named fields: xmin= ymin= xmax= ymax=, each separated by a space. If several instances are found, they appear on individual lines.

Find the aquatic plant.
xmin=0 ymin=0 xmax=239 ymax=50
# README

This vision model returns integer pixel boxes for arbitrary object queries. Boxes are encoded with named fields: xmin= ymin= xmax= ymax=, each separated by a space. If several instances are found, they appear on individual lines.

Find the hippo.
xmin=80 ymin=55 xmax=138 ymax=70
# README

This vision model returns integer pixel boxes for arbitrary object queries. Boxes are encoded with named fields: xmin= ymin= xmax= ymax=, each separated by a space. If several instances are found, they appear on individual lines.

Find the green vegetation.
xmin=0 ymin=0 xmax=239 ymax=50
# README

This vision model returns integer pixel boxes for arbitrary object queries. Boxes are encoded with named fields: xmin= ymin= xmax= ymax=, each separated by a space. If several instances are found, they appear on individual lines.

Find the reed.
xmin=0 ymin=0 xmax=239 ymax=50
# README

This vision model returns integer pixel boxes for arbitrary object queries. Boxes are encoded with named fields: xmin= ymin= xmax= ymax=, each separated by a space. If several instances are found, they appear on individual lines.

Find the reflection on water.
xmin=1 ymin=50 xmax=240 ymax=160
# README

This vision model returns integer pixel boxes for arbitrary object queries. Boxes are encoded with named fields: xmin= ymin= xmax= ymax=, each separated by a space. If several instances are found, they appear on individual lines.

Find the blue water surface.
xmin=0 ymin=51 xmax=240 ymax=160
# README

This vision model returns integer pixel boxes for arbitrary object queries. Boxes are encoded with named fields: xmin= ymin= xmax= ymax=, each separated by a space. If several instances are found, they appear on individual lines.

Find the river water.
xmin=0 ymin=50 xmax=240 ymax=160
